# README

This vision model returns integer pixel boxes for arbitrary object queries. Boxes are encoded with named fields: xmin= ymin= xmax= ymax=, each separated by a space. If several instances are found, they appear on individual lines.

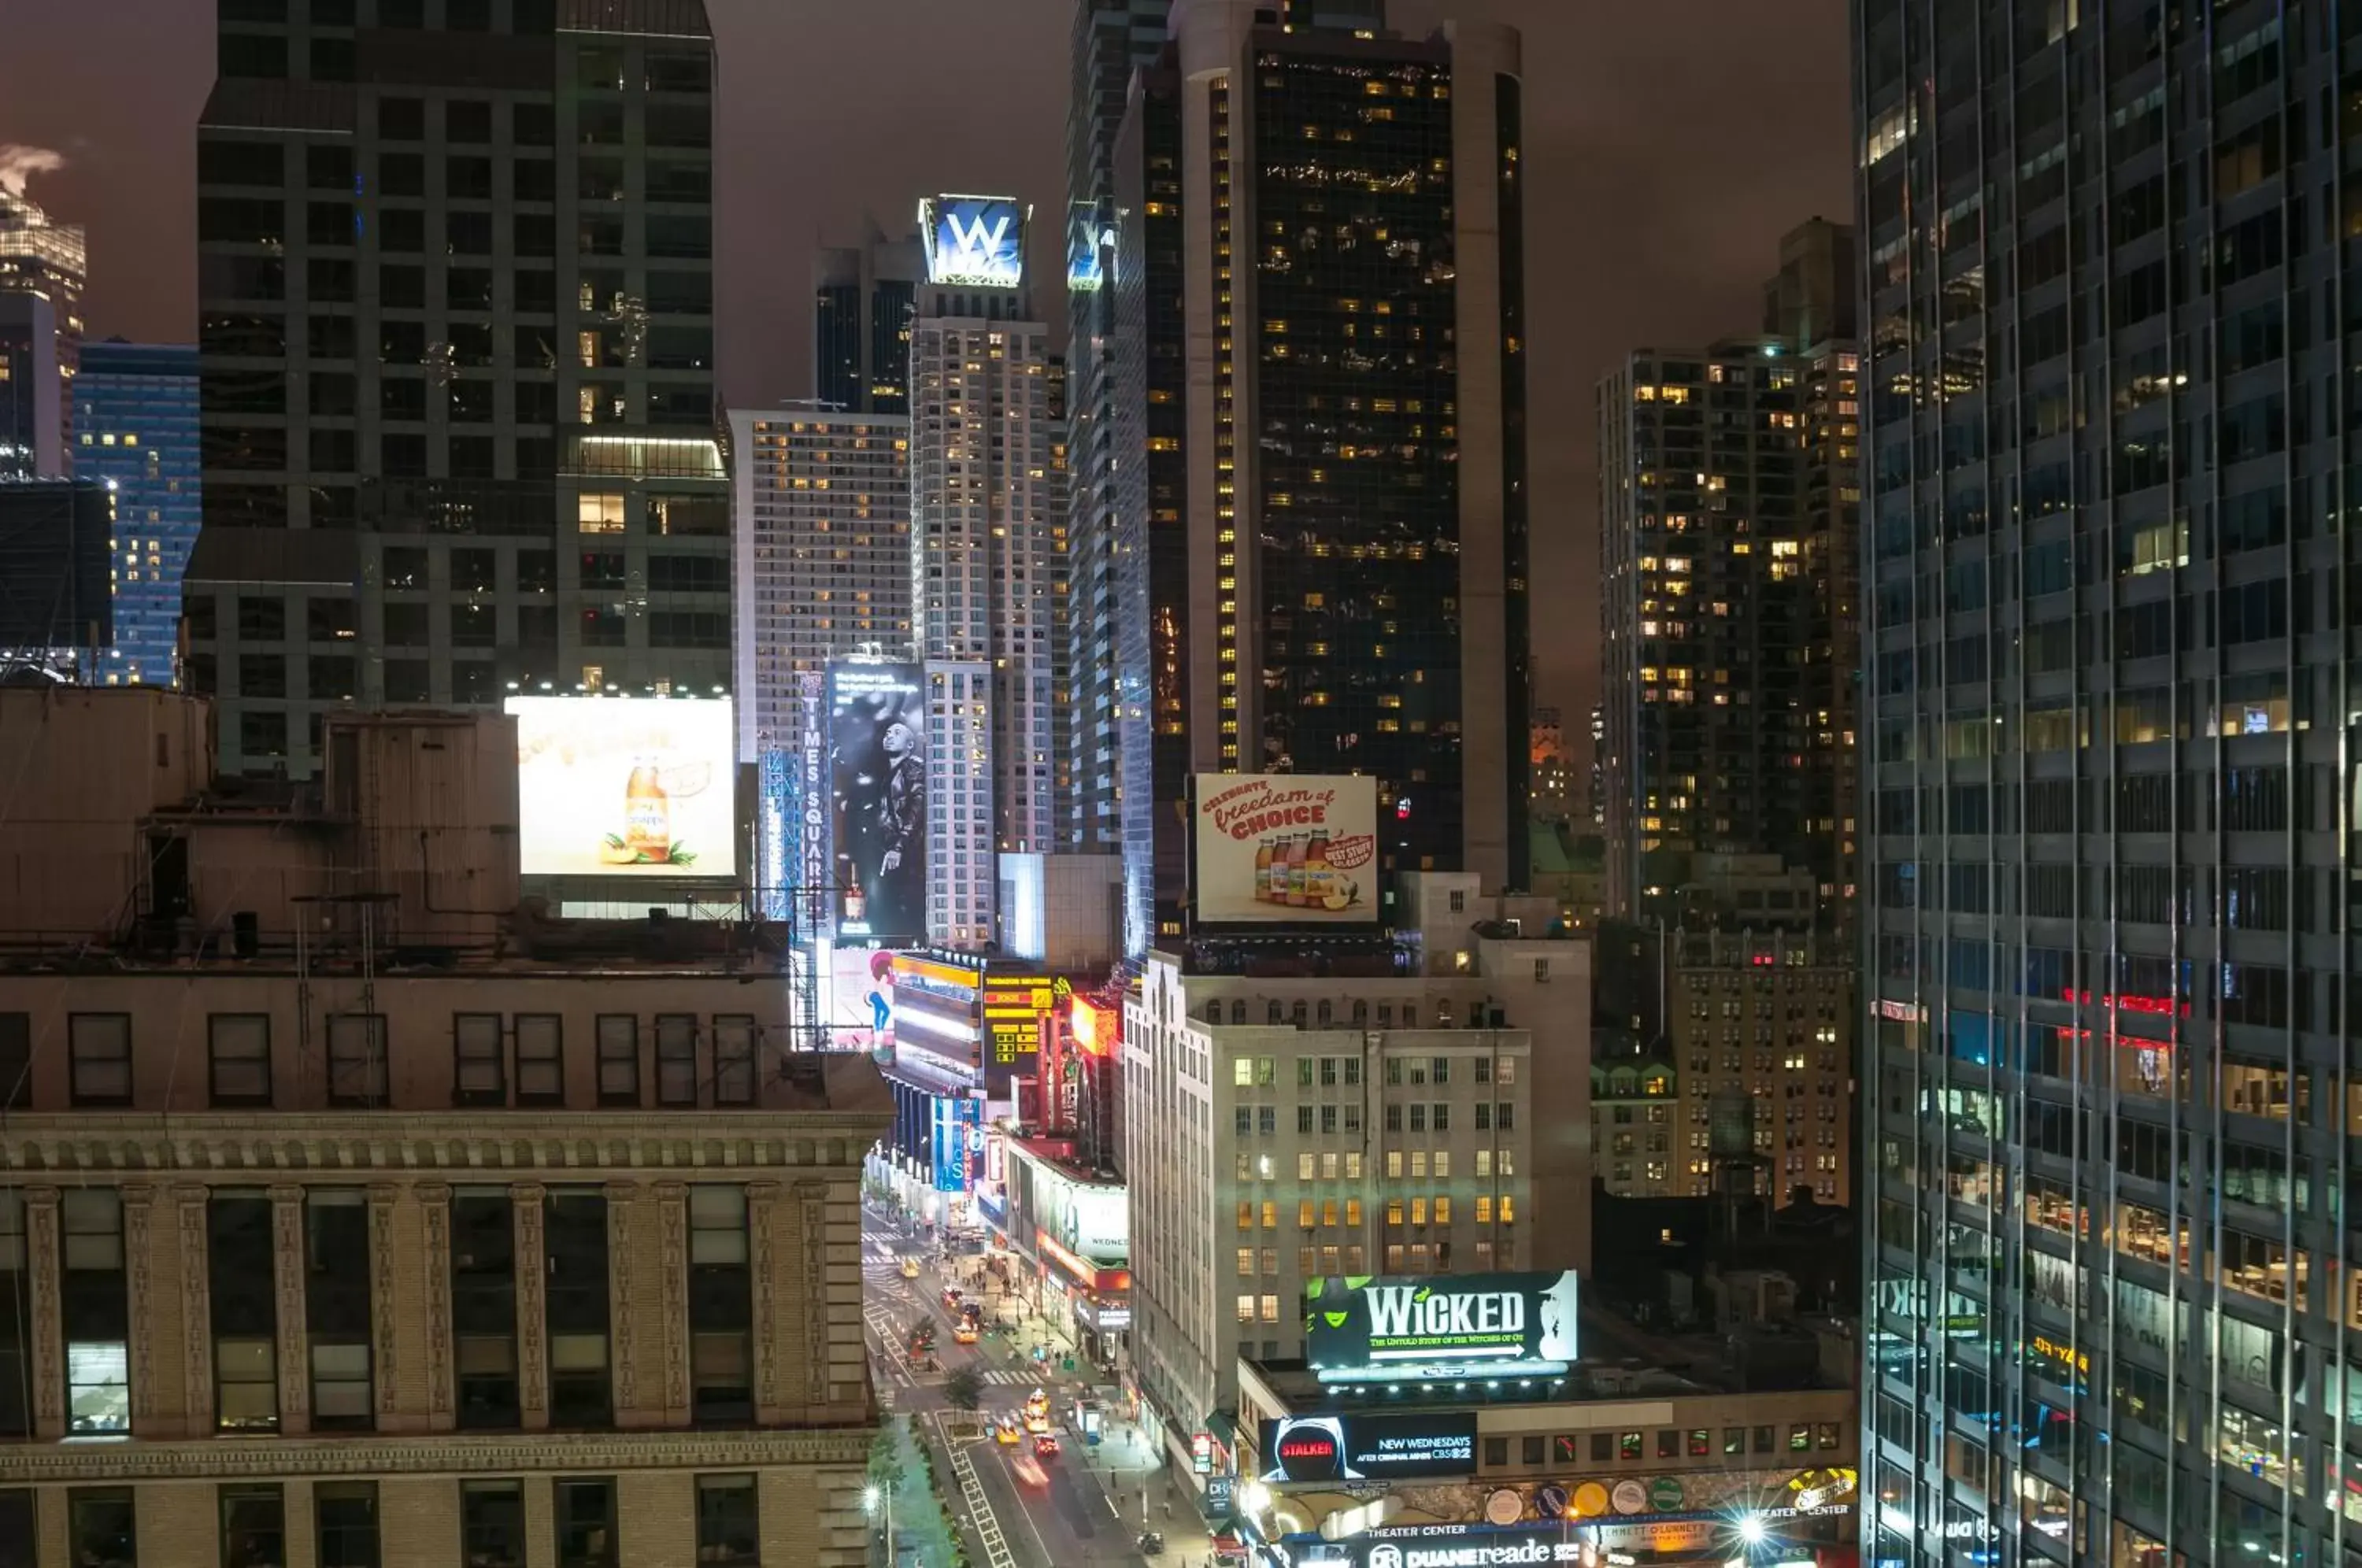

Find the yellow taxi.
xmin=994 ymin=1416 xmax=1023 ymax=1445
xmin=899 ymin=1257 xmax=921 ymax=1279
xmin=953 ymin=1324 xmax=979 ymax=1344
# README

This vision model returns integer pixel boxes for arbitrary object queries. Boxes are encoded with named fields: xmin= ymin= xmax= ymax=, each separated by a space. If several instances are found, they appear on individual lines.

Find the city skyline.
xmin=0 ymin=0 xmax=1853 ymax=721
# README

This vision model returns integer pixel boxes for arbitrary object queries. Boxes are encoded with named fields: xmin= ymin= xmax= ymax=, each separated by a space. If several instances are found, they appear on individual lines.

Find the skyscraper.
xmin=730 ymin=403 xmax=911 ymax=914
xmin=1857 ymin=4 xmax=2353 ymax=1564
xmin=812 ymin=225 xmax=922 ymax=414
xmin=0 ymin=186 xmax=86 ymax=472
xmin=1110 ymin=0 xmax=1527 ymax=946
xmin=730 ymin=405 xmax=912 ymax=760
xmin=1065 ymin=0 xmax=1172 ymax=861
xmin=0 ymin=294 xmax=59 ymax=479
xmin=906 ymin=196 xmax=1067 ymax=945
xmin=187 ymin=0 xmax=728 ymax=777
xmin=74 ymin=341 xmax=202 ymax=687
xmin=1597 ymin=220 xmax=1859 ymax=928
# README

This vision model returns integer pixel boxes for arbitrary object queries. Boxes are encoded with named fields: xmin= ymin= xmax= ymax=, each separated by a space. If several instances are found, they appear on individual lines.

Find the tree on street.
xmin=868 ymin=1420 xmax=905 ymax=1492
xmin=942 ymin=1363 xmax=984 ymax=1414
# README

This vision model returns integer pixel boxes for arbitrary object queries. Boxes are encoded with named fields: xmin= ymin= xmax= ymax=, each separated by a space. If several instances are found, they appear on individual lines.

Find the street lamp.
xmin=864 ymin=1482 xmax=893 ymax=1564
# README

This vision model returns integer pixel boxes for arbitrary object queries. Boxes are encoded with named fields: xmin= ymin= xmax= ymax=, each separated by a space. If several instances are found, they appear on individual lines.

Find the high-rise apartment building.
xmin=1857 ymin=4 xmax=2357 ymax=1564
xmin=0 ymin=187 xmax=86 ymax=471
xmin=1065 ymin=0 xmax=1171 ymax=861
xmin=74 ymin=341 xmax=202 ymax=687
xmin=187 ymin=0 xmax=729 ymax=778
xmin=1597 ymin=220 xmax=1859 ymax=928
xmin=906 ymin=197 xmax=1067 ymax=945
xmin=729 ymin=406 xmax=911 ymax=760
xmin=812 ymin=226 xmax=922 ymax=415
xmin=0 ymin=689 xmax=890 ymax=1568
xmin=1109 ymin=2 xmax=1527 ymax=948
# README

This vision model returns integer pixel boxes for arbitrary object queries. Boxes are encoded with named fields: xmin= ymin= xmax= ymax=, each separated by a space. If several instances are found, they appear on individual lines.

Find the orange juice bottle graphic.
xmin=623 ymin=756 xmax=672 ymax=864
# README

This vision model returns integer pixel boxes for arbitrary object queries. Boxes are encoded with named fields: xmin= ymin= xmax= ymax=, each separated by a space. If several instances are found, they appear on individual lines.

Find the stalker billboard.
xmin=1190 ymin=774 xmax=1378 ymax=925
xmin=1305 ymin=1272 xmax=1580 ymax=1385
xmin=1261 ymin=1411 xmax=1479 ymax=1484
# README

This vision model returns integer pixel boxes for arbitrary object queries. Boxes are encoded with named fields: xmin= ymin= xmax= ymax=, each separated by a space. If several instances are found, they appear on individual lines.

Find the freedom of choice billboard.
xmin=1190 ymin=773 xmax=1378 ymax=925
xmin=1305 ymin=1271 xmax=1580 ymax=1385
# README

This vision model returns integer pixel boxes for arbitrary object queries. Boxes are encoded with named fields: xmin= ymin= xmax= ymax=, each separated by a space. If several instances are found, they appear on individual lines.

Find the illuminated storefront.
xmin=1231 ymin=1353 xmax=1858 ymax=1568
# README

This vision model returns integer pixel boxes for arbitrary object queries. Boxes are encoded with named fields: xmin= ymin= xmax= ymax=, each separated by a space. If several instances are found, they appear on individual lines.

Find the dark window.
xmin=452 ymin=1191 xmax=520 ymax=1429
xmin=62 ymin=1192 xmax=130 ymax=1434
xmin=314 ymin=1484 xmax=379 ymax=1568
xmin=328 ymin=1014 xmax=387 ymax=1106
xmin=516 ymin=1015 xmax=564 ymax=1106
xmin=1656 ymin=1429 xmax=1679 ymax=1459
xmin=657 ymin=1015 xmax=698 ymax=1106
xmin=208 ymin=1014 xmax=272 ymax=1107
xmin=1520 ymin=1435 xmax=1544 ymax=1465
xmin=712 ymin=1016 xmax=756 ymax=1106
xmin=379 ymin=264 xmax=424 ymax=309
xmin=305 ymin=1191 xmax=373 ymax=1429
xmin=513 ymin=104 xmax=554 ymax=146
xmin=694 ymin=1477 xmax=757 ymax=1568
xmin=596 ymin=1016 xmax=639 ymax=1104
xmin=0 ymin=1493 xmax=31 ymax=1568
xmin=553 ymin=1480 xmax=616 ymax=1568
xmin=458 ymin=1481 xmax=524 ymax=1568
xmin=455 ymin=1013 xmax=505 ymax=1105
xmin=546 ymin=1192 xmax=612 ymax=1426
xmin=687 ymin=1187 xmax=752 ymax=1422
xmin=445 ymin=100 xmax=493 ymax=143
xmin=219 ymin=1485 xmax=283 ymax=1568
xmin=69 ymin=1014 xmax=131 ymax=1106
xmin=212 ymin=1191 xmax=280 ymax=1431
xmin=1483 ymin=1437 xmax=1507 ymax=1467
xmin=69 ymin=1491 xmax=135 ymax=1568
xmin=0 ymin=1199 xmax=29 ymax=1437
xmin=0 ymin=1013 xmax=25 ymax=1111
xmin=1590 ymin=1432 xmax=1612 ymax=1462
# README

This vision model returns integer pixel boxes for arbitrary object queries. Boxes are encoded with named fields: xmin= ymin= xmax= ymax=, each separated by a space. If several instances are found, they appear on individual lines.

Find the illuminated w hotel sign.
xmin=920 ymin=194 xmax=1027 ymax=290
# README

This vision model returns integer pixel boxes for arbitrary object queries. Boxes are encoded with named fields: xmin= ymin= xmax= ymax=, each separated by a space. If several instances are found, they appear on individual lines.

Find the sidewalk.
xmin=1072 ymin=1410 xmax=1214 ymax=1558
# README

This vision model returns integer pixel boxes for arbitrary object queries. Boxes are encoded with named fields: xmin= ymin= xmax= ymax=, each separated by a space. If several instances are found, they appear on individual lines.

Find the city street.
xmin=861 ymin=1197 xmax=1214 ymax=1568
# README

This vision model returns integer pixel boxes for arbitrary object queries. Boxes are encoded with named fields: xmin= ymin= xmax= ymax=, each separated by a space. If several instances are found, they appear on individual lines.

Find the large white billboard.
xmin=508 ymin=697 xmax=736 ymax=878
xmin=1191 ymin=774 xmax=1379 ymax=924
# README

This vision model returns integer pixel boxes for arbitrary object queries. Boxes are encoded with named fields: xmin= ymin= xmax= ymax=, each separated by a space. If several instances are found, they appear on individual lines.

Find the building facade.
xmin=1596 ymin=220 xmax=1860 ymax=928
xmin=0 ymin=294 xmax=61 ymax=479
xmin=0 ymin=188 xmax=85 ymax=472
xmin=0 ymin=687 xmax=890 ymax=1568
xmin=1120 ymin=941 xmax=1586 ymax=1471
xmin=73 ymin=342 xmax=202 ymax=688
xmin=811 ymin=227 xmax=921 ymax=416
xmin=1064 ymin=0 xmax=1172 ymax=864
xmin=729 ymin=406 xmax=911 ymax=762
xmin=1110 ymin=2 xmax=1528 ymax=949
xmin=189 ymin=0 xmax=729 ymax=778
xmin=1855 ymin=2 xmax=2360 ymax=1564
xmin=0 ymin=479 xmax=113 ymax=676
xmin=906 ymin=213 xmax=1067 ymax=944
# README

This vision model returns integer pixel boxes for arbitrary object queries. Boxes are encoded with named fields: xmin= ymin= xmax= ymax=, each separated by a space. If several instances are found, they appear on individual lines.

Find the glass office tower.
xmin=1856 ymin=2 xmax=2360 ymax=1565
xmin=75 ymin=341 xmax=202 ymax=686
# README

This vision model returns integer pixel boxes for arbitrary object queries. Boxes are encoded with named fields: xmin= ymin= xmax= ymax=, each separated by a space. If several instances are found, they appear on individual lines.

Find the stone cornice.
xmin=0 ymin=1112 xmax=890 ymax=1178
xmin=0 ymin=1424 xmax=878 ymax=1482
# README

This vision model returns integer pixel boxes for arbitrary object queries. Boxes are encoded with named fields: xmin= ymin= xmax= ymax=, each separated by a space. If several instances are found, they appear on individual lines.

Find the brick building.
xmin=0 ymin=687 xmax=889 ymax=1568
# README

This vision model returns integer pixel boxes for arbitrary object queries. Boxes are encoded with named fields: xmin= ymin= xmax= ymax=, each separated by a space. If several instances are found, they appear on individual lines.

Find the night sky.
xmin=0 ymin=0 xmax=1852 ymax=734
